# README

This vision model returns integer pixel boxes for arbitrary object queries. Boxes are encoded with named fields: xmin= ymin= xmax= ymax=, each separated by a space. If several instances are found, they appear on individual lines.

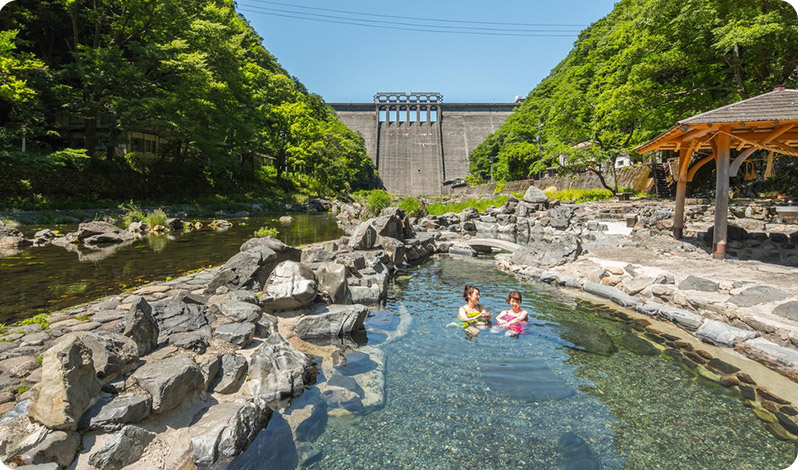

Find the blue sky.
xmin=239 ymin=0 xmax=618 ymax=103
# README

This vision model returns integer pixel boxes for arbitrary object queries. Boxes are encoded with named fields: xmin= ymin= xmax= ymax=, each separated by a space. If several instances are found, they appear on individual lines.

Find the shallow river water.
xmin=293 ymin=256 xmax=795 ymax=470
xmin=0 ymin=214 xmax=342 ymax=323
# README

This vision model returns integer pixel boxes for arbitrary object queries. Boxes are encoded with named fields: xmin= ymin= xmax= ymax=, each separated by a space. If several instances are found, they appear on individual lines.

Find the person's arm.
xmin=458 ymin=307 xmax=470 ymax=322
xmin=496 ymin=310 xmax=507 ymax=325
xmin=507 ymin=310 xmax=528 ymax=325
xmin=477 ymin=304 xmax=491 ymax=319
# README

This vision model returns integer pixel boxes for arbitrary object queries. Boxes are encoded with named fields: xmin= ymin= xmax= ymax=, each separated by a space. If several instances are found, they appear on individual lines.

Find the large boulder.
xmin=74 ymin=221 xmax=134 ymax=245
xmin=260 ymin=261 xmax=318 ymax=311
xmin=512 ymin=234 xmax=582 ymax=268
xmin=131 ymin=355 xmax=203 ymax=414
xmin=371 ymin=214 xmax=404 ymax=240
xmin=348 ymin=222 xmax=377 ymax=250
xmin=88 ymin=425 xmax=156 ymax=470
xmin=248 ymin=333 xmax=314 ymax=402
xmin=28 ymin=336 xmax=102 ymax=430
xmin=190 ymin=398 xmax=271 ymax=468
xmin=294 ymin=304 xmax=369 ymax=340
xmin=315 ymin=262 xmax=349 ymax=305
xmin=213 ymin=354 xmax=248 ymax=394
xmin=8 ymin=429 xmax=81 ymax=468
xmin=123 ymin=297 xmax=159 ymax=355
xmin=80 ymin=331 xmax=140 ymax=379
xmin=79 ymin=393 xmax=151 ymax=431
xmin=213 ymin=322 xmax=256 ymax=348
xmin=209 ymin=299 xmax=262 ymax=323
xmin=378 ymin=236 xmax=406 ymax=265
xmin=523 ymin=185 xmax=549 ymax=204
xmin=151 ymin=299 xmax=209 ymax=338
xmin=207 ymin=238 xmax=301 ymax=293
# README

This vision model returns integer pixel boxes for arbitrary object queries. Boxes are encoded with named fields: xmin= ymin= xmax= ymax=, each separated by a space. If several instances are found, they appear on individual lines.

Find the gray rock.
xmin=294 ymin=304 xmax=368 ymax=340
xmin=74 ymin=221 xmax=134 ymax=244
xmin=15 ymin=463 xmax=60 ymax=470
xmin=214 ymin=354 xmax=248 ymax=394
xmin=301 ymin=247 xmax=336 ymax=264
xmin=558 ymin=432 xmax=600 ymax=470
xmin=635 ymin=302 xmax=662 ymax=316
xmin=209 ymin=299 xmax=262 ymax=323
xmin=131 ymin=355 xmax=203 ymax=414
xmin=448 ymin=243 xmax=477 ymax=257
xmin=372 ymin=214 xmax=404 ymax=240
xmin=13 ymin=429 xmax=81 ymax=468
xmin=678 ymin=275 xmax=719 ymax=292
xmin=88 ymin=425 xmax=155 ymax=470
xmin=621 ymin=334 xmax=660 ymax=356
xmin=772 ymin=301 xmax=798 ymax=322
xmin=728 ymin=285 xmax=788 ymax=307
xmin=348 ymin=222 xmax=377 ymax=250
xmin=658 ymin=307 xmax=703 ymax=330
xmin=151 ymin=300 xmax=209 ymax=338
xmin=696 ymin=320 xmax=758 ymax=347
xmin=248 ymin=333 xmax=314 ymax=402
xmin=79 ymin=393 xmax=151 ymax=431
xmin=123 ymin=297 xmax=159 ymax=355
xmin=260 ymin=261 xmax=318 ymax=311
xmin=512 ymin=234 xmax=582 ymax=268
xmin=740 ymin=338 xmax=798 ymax=373
xmin=168 ymin=332 xmax=209 ymax=353
xmin=200 ymin=355 xmax=222 ymax=392
xmin=582 ymin=282 xmax=641 ymax=308
xmin=231 ymin=289 xmax=260 ymax=305
xmin=315 ymin=262 xmax=349 ymax=304
xmin=348 ymin=284 xmax=383 ymax=305
xmin=190 ymin=399 xmax=271 ymax=468
xmin=81 ymin=331 xmax=139 ymax=379
xmin=206 ymin=250 xmax=264 ymax=292
xmin=378 ymin=236 xmax=406 ymax=265
xmin=28 ymin=336 xmax=102 ymax=430
xmin=214 ymin=322 xmax=256 ymax=347
xmin=523 ymin=185 xmax=548 ymax=204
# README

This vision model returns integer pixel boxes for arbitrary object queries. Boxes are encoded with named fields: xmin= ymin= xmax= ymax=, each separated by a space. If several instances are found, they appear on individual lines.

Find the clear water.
xmin=302 ymin=256 xmax=796 ymax=470
xmin=0 ymin=214 xmax=342 ymax=323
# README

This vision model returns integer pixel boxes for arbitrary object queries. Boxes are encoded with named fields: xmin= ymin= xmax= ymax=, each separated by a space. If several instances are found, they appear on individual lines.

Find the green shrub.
xmin=19 ymin=313 xmax=49 ymax=330
xmin=16 ymin=385 xmax=30 ymax=395
xmin=143 ymin=208 xmax=168 ymax=228
xmin=254 ymin=226 xmax=279 ymax=238
xmin=35 ymin=354 xmax=43 ymax=365
xmin=366 ymin=190 xmax=392 ymax=216
xmin=398 ymin=197 xmax=425 ymax=218
xmin=119 ymin=201 xmax=145 ymax=227
xmin=0 ymin=323 xmax=5 ymax=334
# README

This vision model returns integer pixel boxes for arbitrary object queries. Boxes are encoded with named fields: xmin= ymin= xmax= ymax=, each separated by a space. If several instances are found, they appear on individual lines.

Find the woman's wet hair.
xmin=463 ymin=284 xmax=480 ymax=302
xmin=506 ymin=290 xmax=522 ymax=304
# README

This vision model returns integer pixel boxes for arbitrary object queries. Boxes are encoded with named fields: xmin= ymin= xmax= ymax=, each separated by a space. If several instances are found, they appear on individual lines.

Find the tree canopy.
xmin=0 ymin=0 xmax=376 ymax=197
xmin=469 ymin=0 xmax=798 ymax=191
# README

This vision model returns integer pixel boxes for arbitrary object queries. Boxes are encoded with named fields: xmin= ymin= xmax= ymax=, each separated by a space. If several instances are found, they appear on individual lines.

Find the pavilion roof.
xmin=636 ymin=88 xmax=798 ymax=156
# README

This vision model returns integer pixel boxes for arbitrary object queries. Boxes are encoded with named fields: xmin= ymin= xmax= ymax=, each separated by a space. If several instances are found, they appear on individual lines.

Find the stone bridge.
xmin=331 ymin=92 xmax=518 ymax=196
xmin=464 ymin=238 xmax=522 ymax=253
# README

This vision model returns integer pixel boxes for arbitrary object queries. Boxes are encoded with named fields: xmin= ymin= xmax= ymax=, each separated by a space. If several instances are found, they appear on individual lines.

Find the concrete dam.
xmin=331 ymin=92 xmax=517 ymax=196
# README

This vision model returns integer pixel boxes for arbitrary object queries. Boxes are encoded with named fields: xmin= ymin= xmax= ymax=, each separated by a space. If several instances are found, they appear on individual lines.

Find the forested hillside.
xmin=470 ymin=0 xmax=798 ymax=191
xmin=0 ymin=0 xmax=376 ymax=205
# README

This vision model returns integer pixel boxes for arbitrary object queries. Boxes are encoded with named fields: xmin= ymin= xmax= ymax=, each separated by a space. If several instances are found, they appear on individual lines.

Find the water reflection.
xmin=0 ymin=214 xmax=342 ymax=322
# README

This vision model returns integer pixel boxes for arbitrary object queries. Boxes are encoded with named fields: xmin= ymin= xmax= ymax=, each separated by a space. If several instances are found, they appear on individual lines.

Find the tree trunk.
xmin=85 ymin=116 xmax=98 ymax=158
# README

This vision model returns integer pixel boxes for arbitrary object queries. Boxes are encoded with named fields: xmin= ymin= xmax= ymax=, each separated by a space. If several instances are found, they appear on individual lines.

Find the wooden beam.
xmin=712 ymin=130 xmax=731 ymax=260
xmin=673 ymin=148 xmax=690 ymax=239
xmin=687 ymin=138 xmax=719 ymax=182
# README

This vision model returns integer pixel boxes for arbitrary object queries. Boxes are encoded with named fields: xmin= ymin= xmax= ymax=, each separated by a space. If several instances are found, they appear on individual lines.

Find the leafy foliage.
xmin=0 ymin=0 xmax=376 ymax=200
xmin=253 ymin=226 xmax=279 ymax=237
xmin=398 ymin=197 xmax=425 ymax=218
xmin=19 ymin=313 xmax=49 ymax=330
xmin=365 ymin=190 xmax=392 ymax=216
xmin=470 ymin=0 xmax=798 ymax=191
xmin=143 ymin=208 xmax=168 ymax=228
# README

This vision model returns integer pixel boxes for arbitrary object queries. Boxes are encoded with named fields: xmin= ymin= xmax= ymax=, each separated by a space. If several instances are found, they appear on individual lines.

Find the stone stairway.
xmin=653 ymin=163 xmax=673 ymax=199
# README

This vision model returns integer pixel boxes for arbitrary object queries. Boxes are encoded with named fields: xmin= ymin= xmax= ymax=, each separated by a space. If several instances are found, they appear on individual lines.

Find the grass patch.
xmin=427 ymin=195 xmax=509 ymax=216
xmin=16 ymin=385 xmax=30 ymax=395
xmin=254 ymin=226 xmax=279 ymax=238
xmin=35 ymin=354 xmax=43 ymax=365
xmin=544 ymin=188 xmax=613 ymax=203
xmin=19 ymin=313 xmax=50 ymax=330
xmin=397 ymin=197 xmax=425 ymax=218
xmin=0 ymin=323 xmax=5 ymax=335
xmin=74 ymin=314 xmax=90 ymax=322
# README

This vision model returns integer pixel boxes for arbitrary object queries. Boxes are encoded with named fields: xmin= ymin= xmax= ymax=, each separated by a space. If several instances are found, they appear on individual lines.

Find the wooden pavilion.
xmin=636 ymin=86 xmax=798 ymax=259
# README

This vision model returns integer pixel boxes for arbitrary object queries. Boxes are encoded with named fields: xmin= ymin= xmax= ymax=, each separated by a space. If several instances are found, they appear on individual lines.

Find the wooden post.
xmin=673 ymin=147 xmax=690 ymax=239
xmin=712 ymin=130 xmax=731 ymax=259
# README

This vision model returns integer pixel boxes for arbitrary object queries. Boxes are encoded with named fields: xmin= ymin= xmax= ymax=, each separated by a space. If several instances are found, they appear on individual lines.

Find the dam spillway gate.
xmin=331 ymin=92 xmax=517 ymax=196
